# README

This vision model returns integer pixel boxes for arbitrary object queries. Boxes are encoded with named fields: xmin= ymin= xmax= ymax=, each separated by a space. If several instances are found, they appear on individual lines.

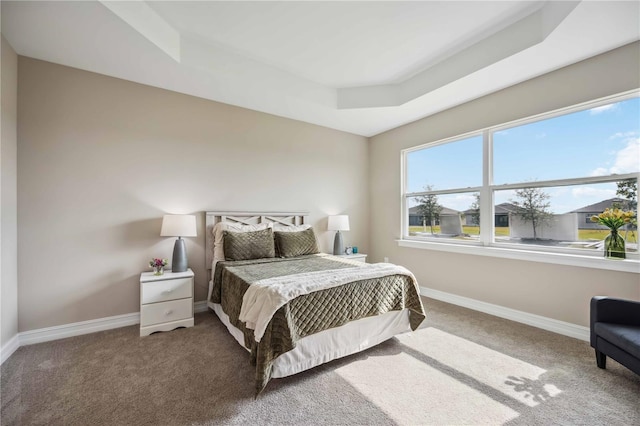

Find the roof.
xmin=568 ymin=198 xmax=627 ymax=213
xmin=409 ymin=205 xmax=460 ymax=216
xmin=462 ymin=202 xmax=521 ymax=215
xmin=495 ymin=202 xmax=523 ymax=214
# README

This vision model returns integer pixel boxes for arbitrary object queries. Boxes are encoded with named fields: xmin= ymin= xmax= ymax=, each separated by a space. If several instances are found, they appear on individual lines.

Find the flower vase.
xmin=153 ymin=266 xmax=165 ymax=276
xmin=604 ymin=230 xmax=626 ymax=259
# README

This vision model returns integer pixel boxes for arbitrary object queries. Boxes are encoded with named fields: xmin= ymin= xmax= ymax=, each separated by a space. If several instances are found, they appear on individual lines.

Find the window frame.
xmin=400 ymin=89 xmax=640 ymax=273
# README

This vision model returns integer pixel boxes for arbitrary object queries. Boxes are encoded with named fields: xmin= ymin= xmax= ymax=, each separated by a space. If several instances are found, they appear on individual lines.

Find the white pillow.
xmin=272 ymin=224 xmax=312 ymax=232
xmin=212 ymin=222 xmax=273 ymax=268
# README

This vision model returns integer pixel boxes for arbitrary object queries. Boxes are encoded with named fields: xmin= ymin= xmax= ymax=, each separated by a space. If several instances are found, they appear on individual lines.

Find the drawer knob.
xmin=164 ymin=309 xmax=173 ymax=316
xmin=162 ymin=289 xmax=173 ymax=294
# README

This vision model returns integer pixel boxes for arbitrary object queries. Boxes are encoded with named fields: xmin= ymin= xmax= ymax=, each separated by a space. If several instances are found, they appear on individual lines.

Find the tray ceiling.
xmin=2 ymin=1 xmax=639 ymax=136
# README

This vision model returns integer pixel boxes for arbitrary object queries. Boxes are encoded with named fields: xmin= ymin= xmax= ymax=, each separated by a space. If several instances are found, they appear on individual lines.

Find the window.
xmin=402 ymin=91 xmax=639 ymax=265
xmin=406 ymin=135 xmax=482 ymax=241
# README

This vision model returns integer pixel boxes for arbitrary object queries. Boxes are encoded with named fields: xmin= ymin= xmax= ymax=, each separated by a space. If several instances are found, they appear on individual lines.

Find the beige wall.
xmin=369 ymin=41 xmax=640 ymax=328
xmin=12 ymin=42 xmax=640 ymax=334
xmin=17 ymin=57 xmax=369 ymax=331
xmin=1 ymin=35 xmax=19 ymax=347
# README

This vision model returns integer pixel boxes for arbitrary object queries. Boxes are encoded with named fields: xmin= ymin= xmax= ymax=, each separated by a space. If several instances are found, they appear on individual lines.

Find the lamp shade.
xmin=327 ymin=215 xmax=350 ymax=231
xmin=160 ymin=215 xmax=197 ymax=237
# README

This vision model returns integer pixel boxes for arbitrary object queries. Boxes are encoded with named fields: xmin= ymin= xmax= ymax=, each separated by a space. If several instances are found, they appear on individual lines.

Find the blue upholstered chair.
xmin=590 ymin=296 xmax=640 ymax=376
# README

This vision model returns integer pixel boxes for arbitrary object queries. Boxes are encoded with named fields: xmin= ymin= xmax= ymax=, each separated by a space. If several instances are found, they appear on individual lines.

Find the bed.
xmin=205 ymin=211 xmax=426 ymax=394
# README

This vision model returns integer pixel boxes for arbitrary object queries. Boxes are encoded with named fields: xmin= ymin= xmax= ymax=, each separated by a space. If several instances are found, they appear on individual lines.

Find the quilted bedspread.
xmin=210 ymin=254 xmax=426 ymax=394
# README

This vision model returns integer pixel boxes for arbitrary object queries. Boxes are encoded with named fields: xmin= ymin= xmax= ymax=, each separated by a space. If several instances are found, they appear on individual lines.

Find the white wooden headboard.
xmin=205 ymin=211 xmax=309 ymax=275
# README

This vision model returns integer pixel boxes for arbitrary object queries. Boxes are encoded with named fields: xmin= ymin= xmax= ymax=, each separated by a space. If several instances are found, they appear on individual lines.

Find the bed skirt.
xmin=207 ymin=300 xmax=412 ymax=378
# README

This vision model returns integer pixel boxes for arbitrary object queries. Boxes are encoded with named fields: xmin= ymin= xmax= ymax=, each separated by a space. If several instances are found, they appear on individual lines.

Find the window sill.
xmin=397 ymin=238 xmax=640 ymax=274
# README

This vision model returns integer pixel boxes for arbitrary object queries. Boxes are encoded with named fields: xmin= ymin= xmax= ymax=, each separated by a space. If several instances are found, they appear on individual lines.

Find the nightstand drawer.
xmin=141 ymin=277 xmax=192 ymax=304
xmin=141 ymin=298 xmax=193 ymax=327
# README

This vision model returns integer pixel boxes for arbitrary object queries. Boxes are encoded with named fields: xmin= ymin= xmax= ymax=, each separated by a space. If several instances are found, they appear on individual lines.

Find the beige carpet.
xmin=2 ymin=298 xmax=639 ymax=425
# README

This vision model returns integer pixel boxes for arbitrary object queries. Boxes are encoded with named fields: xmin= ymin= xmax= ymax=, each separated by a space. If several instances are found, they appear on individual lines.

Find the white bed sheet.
xmin=207 ymin=298 xmax=412 ymax=378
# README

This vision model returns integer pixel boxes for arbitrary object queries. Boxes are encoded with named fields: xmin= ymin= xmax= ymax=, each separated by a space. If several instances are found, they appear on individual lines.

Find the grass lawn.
xmin=408 ymin=226 xmax=636 ymax=241
xmin=409 ymin=226 xmax=509 ymax=236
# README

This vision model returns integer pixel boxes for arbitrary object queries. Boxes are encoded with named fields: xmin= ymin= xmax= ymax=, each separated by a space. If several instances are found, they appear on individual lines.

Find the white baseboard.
xmin=420 ymin=287 xmax=590 ymax=342
xmin=0 ymin=334 xmax=20 ymax=364
xmin=1 ymin=300 xmax=213 ymax=366
xmin=19 ymin=312 xmax=141 ymax=347
xmin=194 ymin=300 xmax=209 ymax=313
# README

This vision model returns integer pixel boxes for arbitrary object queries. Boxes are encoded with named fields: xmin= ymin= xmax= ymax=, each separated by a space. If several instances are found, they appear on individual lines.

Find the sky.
xmin=407 ymin=96 xmax=640 ymax=213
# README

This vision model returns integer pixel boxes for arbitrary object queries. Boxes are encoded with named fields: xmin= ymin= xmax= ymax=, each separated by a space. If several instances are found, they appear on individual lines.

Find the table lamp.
xmin=160 ymin=214 xmax=197 ymax=272
xmin=328 ymin=215 xmax=350 ymax=255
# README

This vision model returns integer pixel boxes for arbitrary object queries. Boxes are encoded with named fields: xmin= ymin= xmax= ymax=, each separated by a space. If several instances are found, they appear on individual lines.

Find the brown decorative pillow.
xmin=223 ymin=228 xmax=275 ymax=261
xmin=274 ymin=228 xmax=320 ymax=258
xmin=213 ymin=222 xmax=272 ymax=264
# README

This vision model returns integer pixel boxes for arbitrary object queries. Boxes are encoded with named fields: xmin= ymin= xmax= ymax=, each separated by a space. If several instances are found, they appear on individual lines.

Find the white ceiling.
xmin=2 ymin=1 xmax=639 ymax=137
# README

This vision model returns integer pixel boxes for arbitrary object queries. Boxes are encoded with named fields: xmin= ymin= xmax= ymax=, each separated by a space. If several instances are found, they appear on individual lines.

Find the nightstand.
xmin=333 ymin=253 xmax=367 ymax=263
xmin=140 ymin=268 xmax=194 ymax=337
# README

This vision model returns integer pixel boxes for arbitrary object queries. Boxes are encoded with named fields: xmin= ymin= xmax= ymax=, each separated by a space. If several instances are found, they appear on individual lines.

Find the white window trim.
xmin=400 ymin=89 xmax=640 ymax=274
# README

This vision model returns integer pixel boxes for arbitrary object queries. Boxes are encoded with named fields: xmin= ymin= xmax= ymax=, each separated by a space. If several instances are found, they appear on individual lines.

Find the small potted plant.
xmin=149 ymin=258 xmax=168 ymax=275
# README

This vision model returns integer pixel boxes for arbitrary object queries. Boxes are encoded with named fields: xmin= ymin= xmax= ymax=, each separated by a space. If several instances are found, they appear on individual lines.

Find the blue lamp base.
xmin=172 ymin=237 xmax=188 ymax=272
xmin=333 ymin=231 xmax=344 ymax=255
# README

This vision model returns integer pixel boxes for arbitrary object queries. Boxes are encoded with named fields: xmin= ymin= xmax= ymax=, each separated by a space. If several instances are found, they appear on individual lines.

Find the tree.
xmin=468 ymin=193 xmax=480 ymax=226
xmin=511 ymin=187 xmax=552 ymax=240
xmin=415 ymin=185 xmax=442 ymax=235
xmin=613 ymin=178 xmax=637 ymax=241
xmin=614 ymin=179 xmax=637 ymax=211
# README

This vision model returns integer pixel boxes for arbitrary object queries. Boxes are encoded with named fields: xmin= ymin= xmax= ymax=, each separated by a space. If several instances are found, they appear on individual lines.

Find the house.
xmin=462 ymin=202 xmax=521 ymax=227
xmin=408 ymin=205 xmax=460 ymax=227
xmin=494 ymin=203 xmax=522 ymax=227
xmin=569 ymin=198 xmax=631 ymax=229
xmin=1 ymin=2 xmax=639 ymax=422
